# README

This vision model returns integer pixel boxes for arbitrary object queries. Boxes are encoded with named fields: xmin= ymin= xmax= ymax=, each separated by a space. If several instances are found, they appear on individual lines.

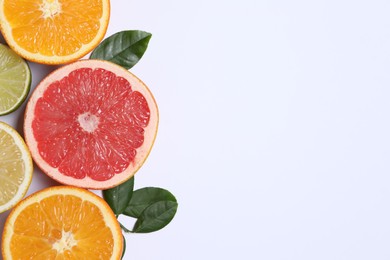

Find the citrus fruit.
xmin=0 ymin=121 xmax=33 ymax=213
xmin=24 ymin=59 xmax=159 ymax=189
xmin=0 ymin=0 xmax=110 ymax=64
xmin=0 ymin=43 xmax=31 ymax=115
xmin=2 ymin=186 xmax=123 ymax=259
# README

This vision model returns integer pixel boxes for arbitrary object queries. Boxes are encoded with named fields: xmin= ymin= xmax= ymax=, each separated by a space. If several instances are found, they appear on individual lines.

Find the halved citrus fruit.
xmin=24 ymin=59 xmax=159 ymax=189
xmin=0 ymin=0 xmax=110 ymax=64
xmin=0 ymin=121 xmax=33 ymax=213
xmin=2 ymin=186 xmax=123 ymax=259
xmin=0 ymin=43 xmax=31 ymax=115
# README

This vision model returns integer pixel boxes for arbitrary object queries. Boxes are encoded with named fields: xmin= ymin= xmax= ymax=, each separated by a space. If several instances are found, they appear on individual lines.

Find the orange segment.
xmin=0 ymin=0 xmax=110 ymax=64
xmin=10 ymin=235 xmax=56 ymax=259
xmin=2 ymin=186 xmax=123 ymax=260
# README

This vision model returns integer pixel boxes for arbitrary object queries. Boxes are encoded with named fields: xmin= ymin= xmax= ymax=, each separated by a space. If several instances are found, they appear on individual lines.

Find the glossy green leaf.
xmin=123 ymin=187 xmax=177 ymax=218
xmin=90 ymin=30 xmax=152 ymax=69
xmin=103 ymin=177 xmax=134 ymax=215
xmin=133 ymin=201 xmax=178 ymax=233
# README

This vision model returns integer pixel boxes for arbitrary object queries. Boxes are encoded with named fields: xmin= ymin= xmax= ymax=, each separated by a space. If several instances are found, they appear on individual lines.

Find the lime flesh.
xmin=0 ymin=43 xmax=31 ymax=115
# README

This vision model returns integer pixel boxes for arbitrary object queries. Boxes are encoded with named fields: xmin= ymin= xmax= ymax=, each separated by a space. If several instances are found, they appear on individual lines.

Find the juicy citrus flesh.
xmin=0 ymin=43 xmax=31 ymax=115
xmin=0 ymin=0 xmax=110 ymax=64
xmin=2 ymin=186 xmax=123 ymax=260
xmin=24 ymin=60 xmax=159 ymax=189
xmin=33 ymin=68 xmax=150 ymax=181
xmin=0 ymin=122 xmax=33 ymax=213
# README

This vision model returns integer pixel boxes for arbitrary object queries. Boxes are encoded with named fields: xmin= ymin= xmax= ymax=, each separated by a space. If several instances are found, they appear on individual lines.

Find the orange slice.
xmin=2 ymin=186 xmax=123 ymax=259
xmin=0 ymin=0 xmax=110 ymax=64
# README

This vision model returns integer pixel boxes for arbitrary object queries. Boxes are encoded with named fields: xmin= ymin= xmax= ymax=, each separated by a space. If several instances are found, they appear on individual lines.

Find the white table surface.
xmin=2 ymin=0 xmax=390 ymax=259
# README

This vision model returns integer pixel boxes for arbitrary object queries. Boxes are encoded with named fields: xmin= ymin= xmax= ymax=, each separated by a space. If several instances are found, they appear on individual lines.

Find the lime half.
xmin=0 ymin=43 xmax=31 ymax=115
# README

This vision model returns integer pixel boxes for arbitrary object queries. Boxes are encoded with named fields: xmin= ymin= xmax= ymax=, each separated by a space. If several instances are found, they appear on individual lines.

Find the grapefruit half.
xmin=24 ymin=59 xmax=158 ymax=189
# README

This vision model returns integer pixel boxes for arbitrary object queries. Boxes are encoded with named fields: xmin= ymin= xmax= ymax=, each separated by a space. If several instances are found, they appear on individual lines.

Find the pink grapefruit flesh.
xmin=24 ymin=59 xmax=158 ymax=189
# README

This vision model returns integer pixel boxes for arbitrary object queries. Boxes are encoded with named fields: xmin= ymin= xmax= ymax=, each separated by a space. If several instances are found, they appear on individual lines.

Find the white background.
xmin=2 ymin=0 xmax=390 ymax=259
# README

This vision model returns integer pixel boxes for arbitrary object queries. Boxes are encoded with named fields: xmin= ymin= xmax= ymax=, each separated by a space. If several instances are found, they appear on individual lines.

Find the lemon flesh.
xmin=0 ymin=122 xmax=33 ymax=213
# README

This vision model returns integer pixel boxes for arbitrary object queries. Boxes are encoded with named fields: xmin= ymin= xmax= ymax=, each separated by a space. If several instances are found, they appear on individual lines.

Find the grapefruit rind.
xmin=0 ymin=122 xmax=33 ymax=214
xmin=1 ymin=186 xmax=123 ymax=260
xmin=24 ymin=59 xmax=159 ymax=189
xmin=0 ymin=0 xmax=110 ymax=65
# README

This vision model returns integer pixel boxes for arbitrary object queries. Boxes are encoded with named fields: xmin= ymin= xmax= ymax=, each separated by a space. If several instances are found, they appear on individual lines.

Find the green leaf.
xmin=103 ymin=177 xmax=134 ymax=215
xmin=123 ymin=187 xmax=177 ymax=218
xmin=90 ymin=30 xmax=152 ymax=69
xmin=121 ymin=235 xmax=126 ymax=260
xmin=133 ymin=201 xmax=178 ymax=233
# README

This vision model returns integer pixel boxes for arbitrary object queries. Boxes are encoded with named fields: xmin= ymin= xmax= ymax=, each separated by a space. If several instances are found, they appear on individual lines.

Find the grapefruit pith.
xmin=24 ymin=59 xmax=159 ymax=189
